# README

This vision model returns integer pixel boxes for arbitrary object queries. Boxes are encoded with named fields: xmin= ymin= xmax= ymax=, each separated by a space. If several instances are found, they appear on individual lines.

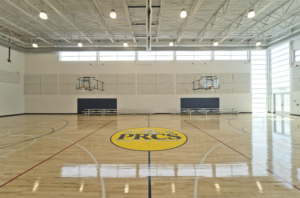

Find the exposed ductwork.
xmin=146 ymin=0 xmax=152 ymax=51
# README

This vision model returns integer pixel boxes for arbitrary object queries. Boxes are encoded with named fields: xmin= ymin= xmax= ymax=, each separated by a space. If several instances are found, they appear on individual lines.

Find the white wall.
xmin=0 ymin=45 xmax=25 ymax=116
xmin=291 ymin=38 xmax=300 ymax=115
xmin=24 ymin=52 xmax=251 ymax=113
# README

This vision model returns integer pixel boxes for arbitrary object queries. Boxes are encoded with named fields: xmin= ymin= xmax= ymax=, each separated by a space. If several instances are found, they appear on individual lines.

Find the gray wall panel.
xmin=24 ymin=74 xmax=40 ymax=85
xmin=233 ymin=73 xmax=250 ymax=83
xmin=233 ymin=84 xmax=251 ymax=93
xmin=0 ymin=70 xmax=20 ymax=84
xmin=59 ymin=74 xmax=77 ymax=85
xmin=41 ymin=85 xmax=58 ymax=95
xmin=24 ymin=85 xmax=40 ymax=95
xmin=59 ymin=85 xmax=77 ymax=95
xmin=99 ymin=84 xmax=117 ymax=94
xmin=41 ymin=74 xmax=58 ymax=85
xmin=98 ymin=74 xmax=117 ymax=84
xmin=177 ymin=84 xmax=194 ymax=94
xmin=215 ymin=73 xmax=233 ymax=83
xmin=117 ymin=84 xmax=135 ymax=94
xmin=138 ymin=74 xmax=156 ymax=84
xmin=157 ymin=84 xmax=174 ymax=94
xmin=177 ymin=74 xmax=195 ymax=83
xmin=157 ymin=74 xmax=174 ymax=84
xmin=214 ymin=84 xmax=233 ymax=94
xmin=117 ymin=74 xmax=136 ymax=84
xmin=138 ymin=84 xmax=156 ymax=94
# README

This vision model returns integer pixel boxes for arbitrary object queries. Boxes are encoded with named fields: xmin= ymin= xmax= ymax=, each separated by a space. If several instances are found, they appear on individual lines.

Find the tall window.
xmin=214 ymin=51 xmax=248 ymax=60
xmin=271 ymin=43 xmax=290 ymax=93
xmin=251 ymin=51 xmax=268 ymax=113
xmin=137 ymin=51 xmax=173 ymax=61
xmin=60 ymin=52 xmax=97 ymax=61
xmin=294 ymin=49 xmax=300 ymax=62
xmin=176 ymin=51 xmax=212 ymax=60
xmin=99 ymin=51 xmax=135 ymax=61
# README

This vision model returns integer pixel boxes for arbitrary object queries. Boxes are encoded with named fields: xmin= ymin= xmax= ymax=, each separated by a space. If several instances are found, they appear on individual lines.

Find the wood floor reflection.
xmin=0 ymin=114 xmax=300 ymax=197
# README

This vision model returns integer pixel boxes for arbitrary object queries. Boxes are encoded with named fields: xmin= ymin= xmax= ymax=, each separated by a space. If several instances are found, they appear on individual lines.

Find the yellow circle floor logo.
xmin=110 ymin=127 xmax=188 ymax=151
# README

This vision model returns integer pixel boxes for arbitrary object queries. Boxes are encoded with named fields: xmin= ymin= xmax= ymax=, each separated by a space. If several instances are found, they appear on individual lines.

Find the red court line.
xmin=0 ymin=120 xmax=114 ymax=188
xmin=184 ymin=120 xmax=300 ymax=191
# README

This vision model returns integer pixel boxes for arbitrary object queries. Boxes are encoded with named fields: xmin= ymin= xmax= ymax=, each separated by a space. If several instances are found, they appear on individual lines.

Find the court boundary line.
xmin=184 ymin=120 xmax=300 ymax=192
xmin=0 ymin=120 xmax=114 ymax=189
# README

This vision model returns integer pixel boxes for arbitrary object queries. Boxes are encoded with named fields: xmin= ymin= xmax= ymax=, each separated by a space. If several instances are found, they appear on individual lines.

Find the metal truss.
xmin=177 ymin=0 xmax=205 ymax=43
xmin=155 ymin=0 xmax=164 ymax=42
xmin=197 ymin=0 xmax=239 ymax=43
xmin=122 ymin=0 xmax=137 ymax=43
xmin=44 ymin=0 xmax=94 ymax=44
xmin=0 ymin=6 xmax=57 ymax=46
xmin=236 ymin=0 xmax=300 ymax=44
xmin=22 ymin=0 xmax=72 ymax=44
xmin=0 ymin=24 xmax=28 ymax=45
xmin=218 ymin=0 xmax=277 ymax=43
xmin=83 ymin=0 xmax=115 ymax=43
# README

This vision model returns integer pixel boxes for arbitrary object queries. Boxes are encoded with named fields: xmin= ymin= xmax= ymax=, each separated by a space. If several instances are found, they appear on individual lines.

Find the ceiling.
xmin=0 ymin=0 xmax=300 ymax=50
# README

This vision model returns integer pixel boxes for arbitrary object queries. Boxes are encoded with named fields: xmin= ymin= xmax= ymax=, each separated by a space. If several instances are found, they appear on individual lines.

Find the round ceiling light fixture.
xmin=180 ymin=9 xmax=187 ymax=18
xmin=169 ymin=41 xmax=174 ymax=46
xmin=78 ymin=42 xmax=83 ymax=47
xmin=213 ymin=41 xmax=219 ymax=46
xmin=39 ymin=10 xmax=48 ymax=20
xmin=247 ymin=9 xmax=255 ymax=18
xmin=32 ymin=43 xmax=38 ymax=48
xmin=123 ymin=42 xmax=128 ymax=47
xmin=256 ymin=41 xmax=262 ymax=46
xmin=110 ymin=9 xmax=117 ymax=19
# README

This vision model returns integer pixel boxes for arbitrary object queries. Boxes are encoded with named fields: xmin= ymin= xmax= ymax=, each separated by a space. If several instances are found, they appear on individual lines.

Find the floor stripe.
xmin=0 ymin=120 xmax=114 ymax=188
xmin=184 ymin=120 xmax=300 ymax=191
xmin=148 ymin=151 xmax=152 ymax=198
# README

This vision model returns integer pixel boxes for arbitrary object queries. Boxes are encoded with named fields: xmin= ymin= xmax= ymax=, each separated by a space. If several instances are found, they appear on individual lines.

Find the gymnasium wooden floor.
xmin=0 ymin=113 xmax=300 ymax=197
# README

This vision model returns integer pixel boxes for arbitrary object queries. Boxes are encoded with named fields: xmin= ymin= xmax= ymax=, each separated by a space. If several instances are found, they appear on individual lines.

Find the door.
xmin=274 ymin=93 xmax=290 ymax=114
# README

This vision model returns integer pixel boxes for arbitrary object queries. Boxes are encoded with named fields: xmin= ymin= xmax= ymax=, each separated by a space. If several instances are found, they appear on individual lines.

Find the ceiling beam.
xmin=198 ymin=0 xmax=239 ymax=43
xmin=83 ymin=0 xmax=115 ymax=43
xmin=22 ymin=0 xmax=72 ymax=44
xmin=237 ymin=0 xmax=300 ymax=43
xmin=155 ymin=0 xmax=164 ymax=42
xmin=0 ymin=29 xmax=28 ymax=46
xmin=122 ymin=0 xmax=137 ymax=43
xmin=146 ymin=0 xmax=152 ymax=51
xmin=44 ymin=0 xmax=94 ymax=44
xmin=177 ymin=0 xmax=204 ymax=43
xmin=5 ymin=0 xmax=71 ymax=44
xmin=218 ymin=0 xmax=277 ymax=43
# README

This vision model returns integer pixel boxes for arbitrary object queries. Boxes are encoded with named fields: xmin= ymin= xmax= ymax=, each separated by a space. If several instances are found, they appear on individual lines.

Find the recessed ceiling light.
xmin=110 ymin=9 xmax=117 ymax=19
xmin=180 ymin=9 xmax=187 ymax=18
xmin=39 ymin=10 xmax=48 ymax=20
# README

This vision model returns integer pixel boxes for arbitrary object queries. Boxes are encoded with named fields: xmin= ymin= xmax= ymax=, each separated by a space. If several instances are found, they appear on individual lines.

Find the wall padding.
xmin=117 ymin=84 xmax=136 ymax=94
xmin=157 ymin=84 xmax=174 ymax=94
xmin=41 ymin=85 xmax=58 ymax=95
xmin=157 ymin=74 xmax=174 ymax=84
xmin=177 ymin=84 xmax=194 ymax=94
xmin=59 ymin=74 xmax=77 ymax=85
xmin=233 ymin=73 xmax=250 ymax=83
xmin=99 ymin=84 xmax=117 ymax=94
xmin=138 ymin=74 xmax=156 ymax=84
xmin=41 ymin=74 xmax=58 ymax=85
xmin=0 ymin=69 xmax=20 ymax=84
xmin=117 ymin=74 xmax=136 ymax=83
xmin=59 ymin=85 xmax=77 ymax=95
xmin=233 ymin=84 xmax=250 ymax=93
xmin=24 ymin=74 xmax=40 ymax=85
xmin=98 ymin=74 xmax=117 ymax=84
xmin=138 ymin=84 xmax=156 ymax=94
xmin=24 ymin=85 xmax=40 ymax=95
xmin=176 ymin=74 xmax=195 ymax=83
xmin=215 ymin=73 xmax=233 ymax=83
xmin=214 ymin=84 xmax=233 ymax=94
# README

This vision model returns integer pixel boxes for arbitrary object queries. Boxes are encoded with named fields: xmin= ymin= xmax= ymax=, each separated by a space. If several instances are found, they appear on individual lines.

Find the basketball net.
xmin=81 ymin=86 xmax=87 ymax=91
xmin=208 ymin=86 xmax=215 ymax=89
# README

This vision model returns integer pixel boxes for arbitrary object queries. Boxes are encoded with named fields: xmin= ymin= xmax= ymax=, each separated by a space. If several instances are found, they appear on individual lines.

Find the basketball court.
xmin=1 ymin=0 xmax=300 ymax=197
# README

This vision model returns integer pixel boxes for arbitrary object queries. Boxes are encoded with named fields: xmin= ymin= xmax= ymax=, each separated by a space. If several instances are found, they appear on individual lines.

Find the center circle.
xmin=110 ymin=127 xmax=188 ymax=151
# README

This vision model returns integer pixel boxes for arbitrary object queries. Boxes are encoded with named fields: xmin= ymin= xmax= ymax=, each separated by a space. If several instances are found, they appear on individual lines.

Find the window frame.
xmin=60 ymin=51 xmax=98 ymax=62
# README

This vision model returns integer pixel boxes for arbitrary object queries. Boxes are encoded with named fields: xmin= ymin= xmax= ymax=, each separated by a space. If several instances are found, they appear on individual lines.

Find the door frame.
xmin=273 ymin=92 xmax=290 ymax=114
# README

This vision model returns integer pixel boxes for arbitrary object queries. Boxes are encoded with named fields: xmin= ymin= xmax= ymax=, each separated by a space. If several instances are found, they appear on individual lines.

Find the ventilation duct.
xmin=146 ymin=0 xmax=152 ymax=51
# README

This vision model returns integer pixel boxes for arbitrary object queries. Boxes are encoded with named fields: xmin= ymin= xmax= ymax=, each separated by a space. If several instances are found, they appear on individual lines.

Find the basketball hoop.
xmin=193 ymin=76 xmax=219 ymax=90
xmin=76 ymin=77 xmax=104 ymax=91
xmin=81 ymin=86 xmax=87 ymax=91
xmin=208 ymin=86 xmax=215 ymax=89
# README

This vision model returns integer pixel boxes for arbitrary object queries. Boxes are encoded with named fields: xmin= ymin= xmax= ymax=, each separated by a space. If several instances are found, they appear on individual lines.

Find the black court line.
xmin=148 ymin=115 xmax=151 ymax=198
